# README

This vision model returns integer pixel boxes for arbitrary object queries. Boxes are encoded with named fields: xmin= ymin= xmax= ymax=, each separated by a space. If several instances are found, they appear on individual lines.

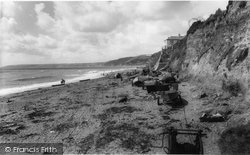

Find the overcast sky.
xmin=0 ymin=1 xmax=228 ymax=67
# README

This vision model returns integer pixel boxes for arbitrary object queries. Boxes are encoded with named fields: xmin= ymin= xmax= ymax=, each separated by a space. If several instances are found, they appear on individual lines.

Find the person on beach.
xmin=61 ymin=78 xmax=65 ymax=84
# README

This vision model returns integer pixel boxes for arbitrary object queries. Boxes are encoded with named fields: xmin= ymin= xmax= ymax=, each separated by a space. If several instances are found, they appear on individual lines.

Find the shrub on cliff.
xmin=222 ymin=79 xmax=243 ymax=96
xmin=226 ymin=1 xmax=233 ymax=13
xmin=187 ymin=8 xmax=225 ymax=36
xmin=204 ymin=8 xmax=225 ymax=27
xmin=239 ymin=1 xmax=247 ymax=9
xmin=226 ymin=47 xmax=249 ymax=71
xmin=218 ymin=123 xmax=250 ymax=154
xmin=187 ymin=20 xmax=203 ymax=35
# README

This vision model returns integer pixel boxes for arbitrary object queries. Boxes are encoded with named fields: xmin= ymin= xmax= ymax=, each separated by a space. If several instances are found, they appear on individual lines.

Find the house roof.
xmin=165 ymin=35 xmax=185 ymax=41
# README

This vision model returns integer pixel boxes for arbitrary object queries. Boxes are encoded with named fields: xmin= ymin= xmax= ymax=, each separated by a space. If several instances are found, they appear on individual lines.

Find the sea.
xmin=0 ymin=66 xmax=137 ymax=96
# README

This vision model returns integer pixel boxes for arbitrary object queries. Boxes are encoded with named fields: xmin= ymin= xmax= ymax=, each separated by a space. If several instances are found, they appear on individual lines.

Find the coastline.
xmin=0 ymin=76 xmax=105 ymax=102
xmin=0 ymin=67 xmax=137 ymax=97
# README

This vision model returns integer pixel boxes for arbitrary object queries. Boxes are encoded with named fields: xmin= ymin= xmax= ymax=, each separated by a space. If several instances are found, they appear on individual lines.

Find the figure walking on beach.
xmin=61 ymin=78 xmax=65 ymax=84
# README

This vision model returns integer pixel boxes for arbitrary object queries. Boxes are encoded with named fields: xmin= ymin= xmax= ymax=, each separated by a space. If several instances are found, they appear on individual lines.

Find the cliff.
xmin=151 ymin=1 xmax=250 ymax=101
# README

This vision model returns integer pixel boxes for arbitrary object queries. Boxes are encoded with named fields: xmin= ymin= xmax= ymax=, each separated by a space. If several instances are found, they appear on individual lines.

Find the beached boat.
xmin=79 ymin=79 xmax=90 ymax=82
xmin=51 ymin=83 xmax=65 ymax=87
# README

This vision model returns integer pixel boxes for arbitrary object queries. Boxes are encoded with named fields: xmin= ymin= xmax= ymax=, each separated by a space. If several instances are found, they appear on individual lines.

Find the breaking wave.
xmin=13 ymin=76 xmax=53 ymax=81
xmin=0 ymin=67 xmax=134 ymax=96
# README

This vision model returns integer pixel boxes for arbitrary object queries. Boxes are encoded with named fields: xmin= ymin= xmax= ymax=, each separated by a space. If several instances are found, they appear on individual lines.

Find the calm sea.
xmin=0 ymin=66 xmax=135 ymax=96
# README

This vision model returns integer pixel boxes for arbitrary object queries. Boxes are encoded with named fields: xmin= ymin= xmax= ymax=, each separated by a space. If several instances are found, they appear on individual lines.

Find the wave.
xmin=0 ymin=70 xmax=105 ymax=96
xmin=13 ymin=76 xmax=53 ymax=81
xmin=65 ymin=74 xmax=81 ymax=77
xmin=66 ymin=70 xmax=103 ymax=83
xmin=0 ymin=81 xmax=60 ymax=96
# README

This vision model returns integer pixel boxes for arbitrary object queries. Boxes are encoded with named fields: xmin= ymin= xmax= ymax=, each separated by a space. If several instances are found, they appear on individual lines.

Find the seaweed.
xmin=52 ymin=122 xmax=79 ymax=133
xmin=105 ymin=106 xmax=141 ymax=115
xmin=26 ymin=109 xmax=56 ymax=120
xmin=0 ymin=122 xmax=26 ymax=136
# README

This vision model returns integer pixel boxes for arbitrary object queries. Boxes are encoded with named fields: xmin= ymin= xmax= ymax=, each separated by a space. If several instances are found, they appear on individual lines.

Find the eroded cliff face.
xmin=161 ymin=1 xmax=250 ymax=101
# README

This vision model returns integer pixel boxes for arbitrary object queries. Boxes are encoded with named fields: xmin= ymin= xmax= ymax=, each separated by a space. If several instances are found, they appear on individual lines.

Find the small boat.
xmin=52 ymin=83 xmax=65 ymax=87
xmin=144 ymin=82 xmax=170 ymax=93
xmin=127 ymin=73 xmax=141 ymax=81
xmin=79 ymin=79 xmax=90 ymax=82
xmin=158 ymin=90 xmax=182 ymax=105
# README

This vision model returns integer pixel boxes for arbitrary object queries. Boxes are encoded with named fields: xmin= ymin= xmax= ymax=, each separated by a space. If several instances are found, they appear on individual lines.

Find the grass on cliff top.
xmin=218 ymin=123 xmax=250 ymax=155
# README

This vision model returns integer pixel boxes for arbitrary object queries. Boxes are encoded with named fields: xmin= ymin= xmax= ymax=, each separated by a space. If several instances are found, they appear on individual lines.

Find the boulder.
xmin=200 ymin=92 xmax=207 ymax=98
xmin=192 ymin=92 xmax=207 ymax=99
xmin=199 ymin=112 xmax=225 ymax=122
xmin=132 ymin=77 xmax=144 ymax=87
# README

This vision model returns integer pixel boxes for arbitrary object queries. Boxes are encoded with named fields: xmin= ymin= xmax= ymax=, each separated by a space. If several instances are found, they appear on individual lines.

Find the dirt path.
xmin=170 ymin=82 xmax=222 ymax=154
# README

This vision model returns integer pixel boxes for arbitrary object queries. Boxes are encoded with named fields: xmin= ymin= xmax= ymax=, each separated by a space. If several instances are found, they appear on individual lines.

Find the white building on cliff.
xmin=163 ymin=34 xmax=185 ymax=49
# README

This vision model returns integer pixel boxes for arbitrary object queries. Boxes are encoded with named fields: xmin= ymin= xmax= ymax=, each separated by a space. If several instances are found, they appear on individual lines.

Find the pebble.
xmin=50 ymin=131 xmax=55 ymax=134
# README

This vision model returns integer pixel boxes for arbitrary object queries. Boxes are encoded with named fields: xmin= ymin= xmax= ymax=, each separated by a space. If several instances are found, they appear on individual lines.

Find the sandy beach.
xmin=0 ymin=72 xmax=249 ymax=154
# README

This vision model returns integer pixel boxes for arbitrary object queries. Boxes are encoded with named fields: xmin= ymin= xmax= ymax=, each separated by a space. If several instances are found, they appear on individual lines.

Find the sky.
xmin=0 ymin=1 xmax=228 ymax=67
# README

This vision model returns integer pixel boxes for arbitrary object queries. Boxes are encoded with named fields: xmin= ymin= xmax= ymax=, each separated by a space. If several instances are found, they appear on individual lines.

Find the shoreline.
xmin=0 ymin=76 xmax=101 ymax=101
xmin=0 ymin=67 xmax=136 ymax=98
